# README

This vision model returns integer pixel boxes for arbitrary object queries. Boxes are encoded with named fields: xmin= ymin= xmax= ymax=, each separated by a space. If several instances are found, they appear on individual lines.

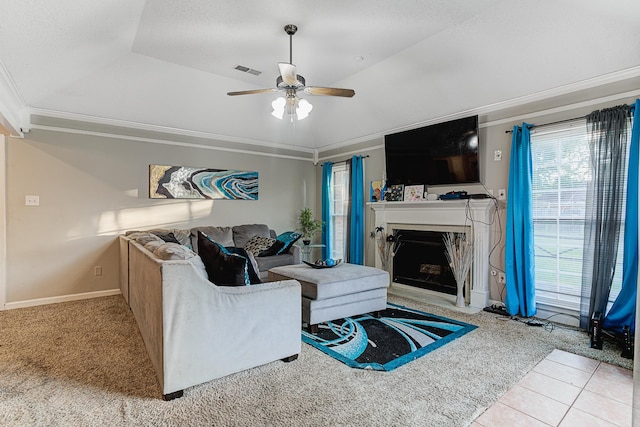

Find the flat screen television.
xmin=384 ymin=115 xmax=480 ymax=186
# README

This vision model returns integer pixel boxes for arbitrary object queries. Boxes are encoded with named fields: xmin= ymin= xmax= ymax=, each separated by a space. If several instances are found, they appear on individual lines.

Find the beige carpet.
xmin=0 ymin=295 xmax=631 ymax=426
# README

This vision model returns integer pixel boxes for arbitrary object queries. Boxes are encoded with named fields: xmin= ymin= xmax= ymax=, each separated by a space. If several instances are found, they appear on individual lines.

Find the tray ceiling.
xmin=1 ymin=0 xmax=639 ymax=150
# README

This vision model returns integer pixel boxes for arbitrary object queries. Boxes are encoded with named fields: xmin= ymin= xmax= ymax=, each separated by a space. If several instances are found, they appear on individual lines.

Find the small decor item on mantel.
xmin=298 ymin=207 xmax=324 ymax=245
xmin=370 ymin=180 xmax=386 ymax=202
xmin=385 ymin=184 xmax=404 ymax=201
xmin=443 ymin=232 xmax=474 ymax=308
xmin=403 ymin=184 xmax=424 ymax=202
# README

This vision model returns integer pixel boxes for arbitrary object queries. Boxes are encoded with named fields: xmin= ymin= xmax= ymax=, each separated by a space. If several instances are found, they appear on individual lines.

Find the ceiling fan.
xmin=227 ymin=24 xmax=355 ymax=121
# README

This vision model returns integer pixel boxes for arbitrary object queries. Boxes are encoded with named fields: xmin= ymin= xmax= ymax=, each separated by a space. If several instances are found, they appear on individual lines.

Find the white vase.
xmin=455 ymin=281 xmax=465 ymax=307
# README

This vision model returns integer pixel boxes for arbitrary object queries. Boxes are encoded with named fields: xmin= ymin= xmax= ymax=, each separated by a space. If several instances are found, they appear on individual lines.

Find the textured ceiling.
xmin=1 ymin=0 xmax=639 ymax=151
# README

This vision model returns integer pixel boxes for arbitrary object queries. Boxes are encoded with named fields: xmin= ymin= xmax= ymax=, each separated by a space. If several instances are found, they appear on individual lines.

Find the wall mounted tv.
xmin=384 ymin=115 xmax=480 ymax=186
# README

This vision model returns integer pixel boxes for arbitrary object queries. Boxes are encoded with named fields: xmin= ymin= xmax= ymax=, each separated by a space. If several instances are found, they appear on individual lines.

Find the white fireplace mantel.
xmin=369 ymin=199 xmax=495 ymax=309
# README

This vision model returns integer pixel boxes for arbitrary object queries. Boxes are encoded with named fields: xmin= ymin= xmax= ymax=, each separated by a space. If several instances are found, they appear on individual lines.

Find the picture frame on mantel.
xmin=404 ymin=184 xmax=424 ymax=202
xmin=385 ymin=184 xmax=404 ymax=201
xmin=370 ymin=180 xmax=386 ymax=202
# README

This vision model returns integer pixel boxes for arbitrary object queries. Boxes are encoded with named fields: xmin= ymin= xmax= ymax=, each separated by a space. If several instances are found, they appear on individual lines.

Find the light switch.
xmin=25 ymin=195 xmax=40 ymax=206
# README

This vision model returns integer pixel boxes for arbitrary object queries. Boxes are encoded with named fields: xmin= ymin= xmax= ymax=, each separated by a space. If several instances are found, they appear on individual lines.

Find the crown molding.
xmin=29 ymin=107 xmax=316 ymax=155
xmin=0 ymin=59 xmax=28 ymax=137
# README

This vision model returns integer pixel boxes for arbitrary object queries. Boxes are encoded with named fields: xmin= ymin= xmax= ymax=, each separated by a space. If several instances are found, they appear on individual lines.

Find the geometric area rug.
xmin=301 ymin=303 xmax=477 ymax=371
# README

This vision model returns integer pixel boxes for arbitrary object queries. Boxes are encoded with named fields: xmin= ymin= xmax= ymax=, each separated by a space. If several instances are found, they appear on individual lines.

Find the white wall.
xmin=5 ymin=127 xmax=314 ymax=306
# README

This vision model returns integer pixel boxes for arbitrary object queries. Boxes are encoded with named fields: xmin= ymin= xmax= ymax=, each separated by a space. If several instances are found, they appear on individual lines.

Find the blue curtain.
xmin=321 ymin=161 xmax=333 ymax=260
xmin=349 ymin=156 xmax=364 ymax=264
xmin=505 ymin=123 xmax=536 ymax=317
xmin=604 ymin=99 xmax=639 ymax=333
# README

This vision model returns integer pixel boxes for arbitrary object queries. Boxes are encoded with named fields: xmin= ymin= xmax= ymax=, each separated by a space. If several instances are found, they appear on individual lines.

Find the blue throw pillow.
xmin=275 ymin=231 xmax=302 ymax=255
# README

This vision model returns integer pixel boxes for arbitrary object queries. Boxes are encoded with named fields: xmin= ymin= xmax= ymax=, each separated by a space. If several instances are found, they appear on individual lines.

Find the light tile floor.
xmin=471 ymin=349 xmax=633 ymax=427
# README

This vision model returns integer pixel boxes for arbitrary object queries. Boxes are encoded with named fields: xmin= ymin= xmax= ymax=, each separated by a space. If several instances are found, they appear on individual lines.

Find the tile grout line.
xmin=474 ymin=352 xmax=633 ymax=427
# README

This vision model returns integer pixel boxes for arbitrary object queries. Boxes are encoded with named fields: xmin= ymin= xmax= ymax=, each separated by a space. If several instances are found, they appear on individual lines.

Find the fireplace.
xmin=369 ymin=199 xmax=494 ymax=309
xmin=391 ymin=226 xmax=471 ymax=302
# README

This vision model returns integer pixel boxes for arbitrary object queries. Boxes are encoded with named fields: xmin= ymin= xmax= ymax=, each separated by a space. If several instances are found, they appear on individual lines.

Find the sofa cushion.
xmin=197 ymin=232 xmax=247 ymax=286
xmin=144 ymin=240 xmax=164 ymax=252
xmin=128 ymin=232 xmax=165 ymax=246
xmin=154 ymin=243 xmax=197 ymax=260
xmin=275 ymin=231 xmax=302 ymax=255
xmin=232 ymin=224 xmax=271 ymax=248
xmin=128 ymin=228 xmax=191 ymax=246
xmin=255 ymin=253 xmax=295 ymax=273
xmin=190 ymin=226 xmax=234 ymax=252
xmin=154 ymin=231 xmax=181 ymax=244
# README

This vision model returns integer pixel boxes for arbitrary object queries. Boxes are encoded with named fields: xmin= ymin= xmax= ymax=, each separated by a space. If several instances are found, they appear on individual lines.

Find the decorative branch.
xmin=372 ymin=226 xmax=399 ymax=272
xmin=443 ymin=232 xmax=473 ymax=306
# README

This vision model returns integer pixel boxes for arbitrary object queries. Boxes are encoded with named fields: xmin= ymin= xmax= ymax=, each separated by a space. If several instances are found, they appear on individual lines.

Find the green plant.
xmin=298 ymin=207 xmax=323 ymax=241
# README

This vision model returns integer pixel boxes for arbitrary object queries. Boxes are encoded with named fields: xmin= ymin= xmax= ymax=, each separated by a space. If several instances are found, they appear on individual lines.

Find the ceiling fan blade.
xmin=304 ymin=87 xmax=355 ymax=97
xmin=278 ymin=62 xmax=298 ymax=85
xmin=227 ymin=88 xmax=278 ymax=96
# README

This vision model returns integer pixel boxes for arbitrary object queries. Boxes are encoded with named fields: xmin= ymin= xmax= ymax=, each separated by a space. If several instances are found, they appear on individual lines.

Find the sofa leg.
xmin=281 ymin=354 xmax=298 ymax=363
xmin=308 ymin=324 xmax=319 ymax=334
xmin=163 ymin=390 xmax=184 ymax=401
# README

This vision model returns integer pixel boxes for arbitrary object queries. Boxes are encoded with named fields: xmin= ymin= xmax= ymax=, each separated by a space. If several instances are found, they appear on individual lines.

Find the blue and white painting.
xmin=149 ymin=165 xmax=258 ymax=200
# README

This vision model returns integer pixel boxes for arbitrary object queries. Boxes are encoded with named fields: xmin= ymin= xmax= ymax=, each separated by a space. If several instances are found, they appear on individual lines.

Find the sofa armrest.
xmin=288 ymin=244 xmax=302 ymax=264
xmin=161 ymin=273 xmax=301 ymax=395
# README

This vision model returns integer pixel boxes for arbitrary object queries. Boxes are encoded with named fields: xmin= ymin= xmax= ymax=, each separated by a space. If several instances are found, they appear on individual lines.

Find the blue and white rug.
xmin=301 ymin=303 xmax=477 ymax=371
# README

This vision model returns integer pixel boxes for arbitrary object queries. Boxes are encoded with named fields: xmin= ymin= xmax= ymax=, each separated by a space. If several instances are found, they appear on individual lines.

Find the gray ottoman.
xmin=268 ymin=263 xmax=389 ymax=332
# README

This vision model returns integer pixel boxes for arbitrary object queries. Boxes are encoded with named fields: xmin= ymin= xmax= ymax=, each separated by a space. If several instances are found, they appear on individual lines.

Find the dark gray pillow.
xmin=191 ymin=226 xmax=234 ymax=252
xmin=197 ymin=232 xmax=246 ymax=286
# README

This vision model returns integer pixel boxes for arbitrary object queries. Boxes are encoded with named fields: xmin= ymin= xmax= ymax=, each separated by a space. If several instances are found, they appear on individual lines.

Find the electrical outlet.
xmin=491 ymin=269 xmax=497 ymax=276
xmin=25 ymin=195 xmax=40 ymax=206
xmin=498 ymin=189 xmax=506 ymax=200
xmin=494 ymin=150 xmax=503 ymax=161
xmin=94 ymin=266 xmax=102 ymax=276
xmin=498 ymin=272 xmax=506 ymax=284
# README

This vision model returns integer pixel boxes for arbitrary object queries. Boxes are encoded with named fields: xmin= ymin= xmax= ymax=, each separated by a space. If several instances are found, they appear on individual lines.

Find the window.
xmin=330 ymin=163 xmax=349 ymax=260
xmin=531 ymin=123 xmax=628 ymax=313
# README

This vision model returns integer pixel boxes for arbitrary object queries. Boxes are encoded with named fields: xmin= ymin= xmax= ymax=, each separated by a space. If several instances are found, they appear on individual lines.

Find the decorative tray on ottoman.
xmin=303 ymin=259 xmax=342 ymax=269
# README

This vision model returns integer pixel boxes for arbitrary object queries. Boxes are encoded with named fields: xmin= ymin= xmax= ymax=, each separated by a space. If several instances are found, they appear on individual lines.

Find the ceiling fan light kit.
xmin=227 ymin=24 xmax=354 ymax=122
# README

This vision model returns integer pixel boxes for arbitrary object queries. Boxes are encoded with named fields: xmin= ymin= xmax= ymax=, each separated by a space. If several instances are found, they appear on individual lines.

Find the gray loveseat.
xmin=119 ymin=224 xmax=302 ymax=400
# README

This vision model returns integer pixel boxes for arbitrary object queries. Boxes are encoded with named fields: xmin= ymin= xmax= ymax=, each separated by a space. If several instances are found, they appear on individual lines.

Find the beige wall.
xmin=5 ymin=128 xmax=314 ymax=305
xmin=4 ymin=76 xmax=638 ymax=307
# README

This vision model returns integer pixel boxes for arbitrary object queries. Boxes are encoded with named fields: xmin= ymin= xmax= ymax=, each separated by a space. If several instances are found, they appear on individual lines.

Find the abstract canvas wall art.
xmin=149 ymin=165 xmax=258 ymax=200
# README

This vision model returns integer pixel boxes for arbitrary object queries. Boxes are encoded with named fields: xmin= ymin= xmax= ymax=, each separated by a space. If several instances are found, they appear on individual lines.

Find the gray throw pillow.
xmin=244 ymin=235 xmax=277 ymax=256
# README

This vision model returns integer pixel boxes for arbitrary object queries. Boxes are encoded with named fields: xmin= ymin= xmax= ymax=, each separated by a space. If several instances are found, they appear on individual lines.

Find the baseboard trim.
xmin=3 ymin=289 xmax=122 ymax=310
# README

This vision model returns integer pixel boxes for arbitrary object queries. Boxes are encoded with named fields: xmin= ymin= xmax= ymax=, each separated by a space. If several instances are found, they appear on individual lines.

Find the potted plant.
xmin=298 ymin=207 xmax=323 ymax=245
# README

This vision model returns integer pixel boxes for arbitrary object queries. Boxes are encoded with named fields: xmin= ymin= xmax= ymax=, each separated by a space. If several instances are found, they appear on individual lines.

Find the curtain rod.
xmin=319 ymin=155 xmax=369 ymax=166
xmin=505 ymin=102 xmax=636 ymax=134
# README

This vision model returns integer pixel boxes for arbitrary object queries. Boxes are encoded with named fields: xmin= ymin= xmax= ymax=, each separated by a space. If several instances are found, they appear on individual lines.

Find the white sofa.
xmin=120 ymin=234 xmax=301 ymax=400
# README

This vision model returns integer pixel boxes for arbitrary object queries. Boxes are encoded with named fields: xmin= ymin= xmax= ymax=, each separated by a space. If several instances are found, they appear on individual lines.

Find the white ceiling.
xmin=1 ymin=0 xmax=639 ymax=151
